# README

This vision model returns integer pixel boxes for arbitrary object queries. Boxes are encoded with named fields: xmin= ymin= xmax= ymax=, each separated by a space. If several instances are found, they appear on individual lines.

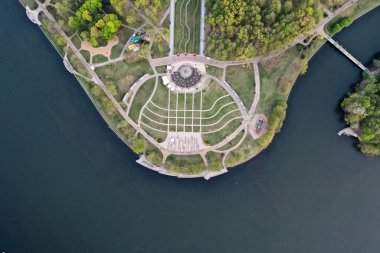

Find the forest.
xmin=54 ymin=0 xmax=166 ymax=47
xmin=205 ymin=0 xmax=323 ymax=60
xmin=341 ymin=60 xmax=380 ymax=155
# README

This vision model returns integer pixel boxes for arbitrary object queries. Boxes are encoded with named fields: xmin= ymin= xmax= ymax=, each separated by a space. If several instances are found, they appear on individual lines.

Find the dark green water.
xmin=1 ymin=2 xmax=380 ymax=252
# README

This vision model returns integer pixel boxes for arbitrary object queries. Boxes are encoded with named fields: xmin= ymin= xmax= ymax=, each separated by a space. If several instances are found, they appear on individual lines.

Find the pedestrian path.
xmin=324 ymin=33 xmax=367 ymax=71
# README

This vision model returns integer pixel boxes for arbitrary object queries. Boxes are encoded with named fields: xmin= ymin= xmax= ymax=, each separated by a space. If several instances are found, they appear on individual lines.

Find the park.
xmin=20 ymin=0 xmax=380 ymax=178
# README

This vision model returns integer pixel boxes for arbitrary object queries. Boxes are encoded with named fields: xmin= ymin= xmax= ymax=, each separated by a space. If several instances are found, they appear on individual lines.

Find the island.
xmin=19 ymin=0 xmax=380 ymax=179
xmin=340 ymin=56 xmax=380 ymax=155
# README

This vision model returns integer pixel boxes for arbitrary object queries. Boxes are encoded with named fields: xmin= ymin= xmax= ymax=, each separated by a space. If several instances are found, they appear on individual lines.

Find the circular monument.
xmin=171 ymin=64 xmax=202 ymax=88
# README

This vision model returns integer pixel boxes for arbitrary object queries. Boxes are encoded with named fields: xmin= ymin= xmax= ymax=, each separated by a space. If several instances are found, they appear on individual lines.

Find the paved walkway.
xmin=169 ymin=0 xmax=175 ymax=55
xmin=199 ymin=0 xmax=206 ymax=56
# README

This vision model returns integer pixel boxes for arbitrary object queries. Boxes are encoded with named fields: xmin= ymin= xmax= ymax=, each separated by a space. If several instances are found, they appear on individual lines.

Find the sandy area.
xmin=80 ymin=37 xmax=119 ymax=58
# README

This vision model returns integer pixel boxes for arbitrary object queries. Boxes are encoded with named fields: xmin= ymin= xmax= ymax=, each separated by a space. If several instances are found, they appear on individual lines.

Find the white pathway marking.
xmin=199 ymin=0 xmax=206 ymax=55
xmin=138 ymin=77 xmax=158 ymax=126
xmin=192 ymin=0 xmax=200 ymax=52
xmin=167 ymin=88 xmax=171 ymax=132
xmin=169 ymin=0 xmax=176 ymax=55
xmin=324 ymin=33 xmax=367 ymax=71
xmin=31 ymin=0 xmax=246 ymax=159
xmin=141 ymin=109 xmax=240 ymax=128
xmin=202 ymin=117 xmax=243 ymax=134
xmin=200 ymin=90 xmax=203 ymax=132
xmin=149 ymin=94 xmax=229 ymax=112
xmin=192 ymin=92 xmax=195 ymax=132
xmin=176 ymin=92 xmax=179 ymax=132
xmin=184 ymin=93 xmax=187 ymax=131
xmin=145 ymin=102 xmax=237 ymax=120
xmin=140 ymin=122 xmax=168 ymax=133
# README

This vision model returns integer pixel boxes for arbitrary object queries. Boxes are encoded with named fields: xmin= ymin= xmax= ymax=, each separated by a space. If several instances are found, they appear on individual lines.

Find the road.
xmin=199 ymin=0 xmax=205 ymax=56
xmin=169 ymin=0 xmax=175 ymax=55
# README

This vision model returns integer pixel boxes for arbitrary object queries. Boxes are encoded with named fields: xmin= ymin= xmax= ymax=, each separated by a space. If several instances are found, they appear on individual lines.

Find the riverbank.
xmin=18 ymin=0 xmax=380 ymax=178
xmin=227 ymin=2 xmax=380 ymax=168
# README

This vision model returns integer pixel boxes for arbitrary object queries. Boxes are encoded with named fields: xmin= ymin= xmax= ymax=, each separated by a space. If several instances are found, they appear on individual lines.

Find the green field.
xmin=95 ymin=59 xmax=153 ymax=100
xmin=206 ymin=65 xmax=224 ymax=79
xmin=174 ymin=0 xmax=201 ymax=54
xmin=129 ymin=79 xmax=156 ymax=122
xmin=226 ymin=64 xmax=256 ymax=109
xmin=136 ymin=79 xmax=242 ymax=146
xmin=151 ymin=34 xmax=170 ymax=59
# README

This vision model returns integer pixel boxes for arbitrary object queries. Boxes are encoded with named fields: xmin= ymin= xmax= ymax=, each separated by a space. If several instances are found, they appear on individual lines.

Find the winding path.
xmin=24 ymin=0 xmax=380 ymax=179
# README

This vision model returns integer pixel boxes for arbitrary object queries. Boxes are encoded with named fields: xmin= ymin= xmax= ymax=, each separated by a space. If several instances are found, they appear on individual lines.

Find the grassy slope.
xmin=226 ymin=64 xmax=256 ymax=109
xmin=206 ymin=65 xmax=224 ymax=79
xmin=174 ymin=0 xmax=201 ymax=53
xmin=129 ymin=79 xmax=156 ymax=122
xmin=95 ymin=59 xmax=153 ymax=100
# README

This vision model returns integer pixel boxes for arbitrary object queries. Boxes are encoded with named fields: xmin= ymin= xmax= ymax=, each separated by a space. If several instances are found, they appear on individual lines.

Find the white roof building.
xmin=161 ymin=76 xmax=170 ymax=85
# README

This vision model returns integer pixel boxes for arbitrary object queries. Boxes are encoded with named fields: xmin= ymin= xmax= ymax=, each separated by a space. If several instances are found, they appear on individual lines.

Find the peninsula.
xmin=20 ymin=0 xmax=380 ymax=179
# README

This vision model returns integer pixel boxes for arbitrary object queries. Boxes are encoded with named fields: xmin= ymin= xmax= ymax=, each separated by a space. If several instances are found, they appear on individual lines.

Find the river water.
xmin=1 ymin=1 xmax=380 ymax=253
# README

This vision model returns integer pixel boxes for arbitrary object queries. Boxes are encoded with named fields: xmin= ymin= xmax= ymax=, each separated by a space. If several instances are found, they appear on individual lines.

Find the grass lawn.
xmin=226 ymin=64 xmax=255 ymax=109
xmin=110 ymin=26 xmax=134 ymax=59
xmin=144 ymin=0 xmax=171 ymax=26
xmin=95 ymin=59 xmax=153 ymax=100
xmin=166 ymin=154 xmax=207 ymax=174
xmin=72 ymin=34 xmax=82 ymax=49
xmin=174 ymin=0 xmax=201 ymax=53
xmin=80 ymin=50 xmax=91 ymax=63
xmin=92 ymin=54 xmax=109 ymax=64
xmin=206 ymin=152 xmax=224 ymax=171
xmin=216 ymin=131 xmax=245 ymax=152
xmin=151 ymin=34 xmax=170 ymax=59
xmin=66 ymin=48 xmax=91 ymax=78
xmin=201 ymin=81 xmax=242 ymax=146
xmin=258 ymin=37 xmax=325 ymax=115
xmin=19 ymin=0 xmax=37 ymax=8
xmin=322 ymin=0 xmax=350 ymax=9
xmin=39 ymin=14 xmax=66 ymax=56
xmin=129 ymin=79 xmax=155 ymax=122
xmin=225 ymin=135 xmax=256 ymax=167
xmin=202 ymin=119 xmax=242 ymax=146
xmin=206 ymin=65 xmax=224 ymax=79
xmin=141 ymin=80 xmax=169 ymax=138
xmin=155 ymin=66 xmax=167 ymax=73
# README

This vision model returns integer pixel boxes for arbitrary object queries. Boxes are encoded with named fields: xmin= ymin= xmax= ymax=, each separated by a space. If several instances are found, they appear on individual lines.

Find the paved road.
xmin=169 ymin=0 xmax=175 ymax=55
xmin=249 ymin=61 xmax=261 ymax=115
xmin=199 ymin=0 xmax=205 ymax=56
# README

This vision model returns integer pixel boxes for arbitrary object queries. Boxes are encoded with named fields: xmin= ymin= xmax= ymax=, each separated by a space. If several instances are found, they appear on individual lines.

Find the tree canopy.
xmin=342 ymin=67 xmax=380 ymax=155
xmin=205 ymin=0 xmax=323 ymax=60
xmin=68 ymin=0 xmax=122 ymax=47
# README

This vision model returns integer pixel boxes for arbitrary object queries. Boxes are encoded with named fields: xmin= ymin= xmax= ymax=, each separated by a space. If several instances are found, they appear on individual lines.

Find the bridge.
xmin=323 ymin=33 xmax=368 ymax=71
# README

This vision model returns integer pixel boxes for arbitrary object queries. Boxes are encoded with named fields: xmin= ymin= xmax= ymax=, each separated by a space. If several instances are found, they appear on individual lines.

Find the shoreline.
xmin=18 ymin=0 xmax=380 ymax=179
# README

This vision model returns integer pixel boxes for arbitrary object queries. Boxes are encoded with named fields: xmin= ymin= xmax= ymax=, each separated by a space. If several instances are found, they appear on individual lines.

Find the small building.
xmin=161 ymin=76 xmax=170 ymax=85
